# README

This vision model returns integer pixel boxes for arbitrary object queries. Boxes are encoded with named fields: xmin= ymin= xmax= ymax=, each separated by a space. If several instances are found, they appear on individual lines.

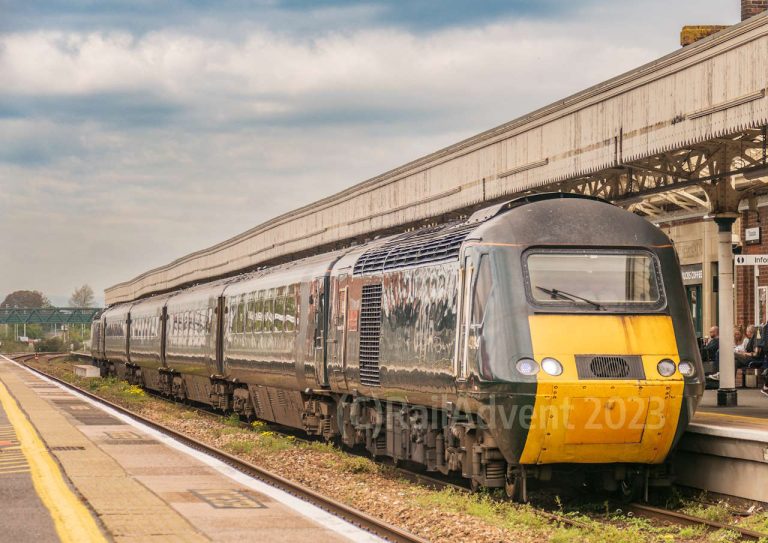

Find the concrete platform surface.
xmin=0 ymin=355 xmax=383 ymax=543
xmin=698 ymin=388 xmax=768 ymax=420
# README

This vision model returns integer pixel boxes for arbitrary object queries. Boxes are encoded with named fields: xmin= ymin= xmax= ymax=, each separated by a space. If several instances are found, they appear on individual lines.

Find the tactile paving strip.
xmin=101 ymin=430 xmax=157 ymax=446
xmin=0 ymin=424 xmax=29 ymax=475
xmin=50 ymin=399 xmax=121 ymax=426
xmin=191 ymin=489 xmax=267 ymax=509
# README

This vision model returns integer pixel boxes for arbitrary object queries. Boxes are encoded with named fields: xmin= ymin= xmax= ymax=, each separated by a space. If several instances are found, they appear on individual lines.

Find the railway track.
xmin=11 ymin=353 xmax=428 ymax=543
xmin=625 ymin=503 xmax=768 ymax=541
xmin=20 ymin=353 xmax=768 ymax=541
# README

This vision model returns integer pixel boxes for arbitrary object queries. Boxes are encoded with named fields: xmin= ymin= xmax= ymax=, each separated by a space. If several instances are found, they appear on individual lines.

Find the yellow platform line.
xmin=0 ymin=380 xmax=107 ymax=543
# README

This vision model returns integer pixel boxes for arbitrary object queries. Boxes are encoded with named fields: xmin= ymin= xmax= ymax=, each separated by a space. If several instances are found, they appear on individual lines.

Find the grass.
xmin=87 ymin=376 xmax=149 ymax=404
xmin=224 ymin=439 xmax=256 ymax=455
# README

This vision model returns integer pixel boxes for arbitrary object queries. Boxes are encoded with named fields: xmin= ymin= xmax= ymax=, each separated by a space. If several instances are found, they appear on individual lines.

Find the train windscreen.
xmin=525 ymin=250 xmax=663 ymax=311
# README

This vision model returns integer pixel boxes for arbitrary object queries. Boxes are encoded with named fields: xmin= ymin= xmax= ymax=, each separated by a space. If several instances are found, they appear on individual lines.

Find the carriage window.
xmin=285 ymin=295 xmax=296 ymax=332
xmin=234 ymin=301 xmax=245 ymax=334
xmin=264 ymin=297 xmax=274 ymax=332
xmin=254 ymin=297 xmax=264 ymax=333
xmin=245 ymin=294 xmax=256 ymax=334
xmin=274 ymin=297 xmax=285 ymax=332
xmin=525 ymin=250 xmax=663 ymax=310
xmin=472 ymin=255 xmax=493 ymax=325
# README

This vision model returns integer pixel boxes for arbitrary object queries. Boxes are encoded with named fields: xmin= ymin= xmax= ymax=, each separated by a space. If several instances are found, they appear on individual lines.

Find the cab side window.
xmin=472 ymin=254 xmax=493 ymax=327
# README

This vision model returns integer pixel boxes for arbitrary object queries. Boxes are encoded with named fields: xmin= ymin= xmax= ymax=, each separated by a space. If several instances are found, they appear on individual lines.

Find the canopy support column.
xmin=714 ymin=215 xmax=738 ymax=406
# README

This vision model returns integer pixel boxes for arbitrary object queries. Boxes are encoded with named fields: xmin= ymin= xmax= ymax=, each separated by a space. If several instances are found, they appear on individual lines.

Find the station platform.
xmin=0 ymin=355 xmax=380 ymax=543
xmin=674 ymin=389 xmax=768 ymax=504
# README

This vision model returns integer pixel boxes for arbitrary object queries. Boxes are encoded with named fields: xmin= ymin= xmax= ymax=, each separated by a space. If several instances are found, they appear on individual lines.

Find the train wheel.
xmin=470 ymin=478 xmax=481 ymax=493
xmin=505 ymin=466 xmax=527 ymax=502
xmin=616 ymin=473 xmax=642 ymax=503
xmin=504 ymin=477 xmax=517 ymax=500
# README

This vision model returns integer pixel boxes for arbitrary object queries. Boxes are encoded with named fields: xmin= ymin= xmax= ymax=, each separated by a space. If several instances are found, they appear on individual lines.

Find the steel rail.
xmin=14 ymin=355 xmax=429 ymax=543
xmin=626 ymin=503 xmax=767 ymax=541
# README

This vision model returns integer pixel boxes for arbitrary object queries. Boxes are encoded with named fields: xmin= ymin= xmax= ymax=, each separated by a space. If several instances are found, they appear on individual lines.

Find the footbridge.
xmin=107 ymin=11 xmax=768 ymax=406
xmin=0 ymin=308 xmax=103 ymax=326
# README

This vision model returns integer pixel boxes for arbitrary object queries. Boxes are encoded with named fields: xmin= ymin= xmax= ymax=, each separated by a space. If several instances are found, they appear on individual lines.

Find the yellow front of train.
xmin=517 ymin=250 xmax=696 ymax=466
xmin=521 ymin=314 xmax=687 ymax=464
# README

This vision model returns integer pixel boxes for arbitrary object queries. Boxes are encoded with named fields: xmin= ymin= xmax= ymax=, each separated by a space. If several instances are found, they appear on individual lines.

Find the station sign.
xmin=735 ymin=254 xmax=768 ymax=266
xmin=745 ymin=226 xmax=761 ymax=245
xmin=681 ymin=264 xmax=703 ymax=284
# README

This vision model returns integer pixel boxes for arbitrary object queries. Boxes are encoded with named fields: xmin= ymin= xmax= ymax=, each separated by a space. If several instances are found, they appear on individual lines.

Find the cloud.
xmin=0 ymin=0 xmax=742 ymax=302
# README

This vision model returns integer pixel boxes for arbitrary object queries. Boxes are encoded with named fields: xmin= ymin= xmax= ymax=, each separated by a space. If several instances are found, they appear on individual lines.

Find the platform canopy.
xmin=107 ymin=12 xmax=768 ymax=306
xmin=0 ymin=308 xmax=104 ymax=325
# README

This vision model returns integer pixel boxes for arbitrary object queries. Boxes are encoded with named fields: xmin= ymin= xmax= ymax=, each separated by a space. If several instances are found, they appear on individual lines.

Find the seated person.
xmin=736 ymin=325 xmax=761 ymax=369
xmin=701 ymin=326 xmax=719 ymax=374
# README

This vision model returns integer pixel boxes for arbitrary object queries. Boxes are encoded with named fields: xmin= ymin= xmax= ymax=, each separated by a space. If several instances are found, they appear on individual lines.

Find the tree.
xmin=1 ymin=290 xmax=50 ymax=308
xmin=69 ymin=285 xmax=95 ymax=308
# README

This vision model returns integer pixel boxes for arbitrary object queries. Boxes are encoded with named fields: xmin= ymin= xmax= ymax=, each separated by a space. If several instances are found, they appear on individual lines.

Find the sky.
xmin=0 ymin=0 xmax=740 ymax=307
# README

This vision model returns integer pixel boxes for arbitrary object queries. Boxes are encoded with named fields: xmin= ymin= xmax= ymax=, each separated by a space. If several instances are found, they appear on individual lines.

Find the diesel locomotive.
xmin=91 ymin=193 xmax=703 ymax=500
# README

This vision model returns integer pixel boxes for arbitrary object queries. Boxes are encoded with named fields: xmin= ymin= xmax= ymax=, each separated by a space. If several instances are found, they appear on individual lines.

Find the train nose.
xmin=518 ymin=313 xmax=686 ymax=465
xmin=518 ymin=381 xmax=683 ymax=464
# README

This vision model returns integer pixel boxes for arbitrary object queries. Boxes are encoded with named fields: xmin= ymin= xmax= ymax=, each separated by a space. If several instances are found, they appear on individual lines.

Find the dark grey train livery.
xmin=92 ymin=194 xmax=703 ymax=498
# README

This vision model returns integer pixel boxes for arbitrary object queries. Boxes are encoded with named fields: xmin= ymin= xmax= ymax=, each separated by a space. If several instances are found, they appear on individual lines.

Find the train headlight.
xmin=516 ymin=358 xmax=539 ymax=376
xmin=657 ymin=359 xmax=676 ymax=377
xmin=678 ymin=360 xmax=696 ymax=377
xmin=541 ymin=357 xmax=563 ymax=376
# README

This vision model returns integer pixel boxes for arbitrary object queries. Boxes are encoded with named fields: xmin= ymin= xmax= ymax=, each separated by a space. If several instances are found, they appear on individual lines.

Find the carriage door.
xmin=214 ymin=296 xmax=226 ymax=375
xmin=160 ymin=306 xmax=168 ymax=368
xmin=331 ymin=275 xmax=350 ymax=389
xmin=125 ymin=314 xmax=132 ymax=364
xmin=456 ymin=255 xmax=474 ymax=381
xmin=313 ymin=276 xmax=331 ymax=387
